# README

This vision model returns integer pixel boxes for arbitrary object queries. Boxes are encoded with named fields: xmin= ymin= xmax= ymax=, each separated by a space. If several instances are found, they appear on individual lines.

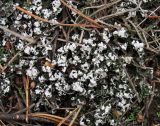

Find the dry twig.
xmin=16 ymin=5 xmax=100 ymax=28
xmin=0 ymin=25 xmax=35 ymax=43
xmin=147 ymin=15 xmax=160 ymax=19
xmin=1 ymin=52 xmax=20 ymax=73
xmin=89 ymin=0 xmax=121 ymax=17
xmin=98 ymin=7 xmax=138 ymax=20
xmin=24 ymin=76 xmax=30 ymax=123
xmin=128 ymin=20 xmax=159 ymax=54
xmin=15 ymin=104 xmax=35 ymax=114
xmin=0 ymin=113 xmax=59 ymax=124
xmin=57 ymin=108 xmax=78 ymax=126
xmin=69 ymin=106 xmax=82 ymax=126
xmin=59 ymin=0 xmax=102 ymax=28
xmin=138 ymin=6 xmax=160 ymax=26
xmin=30 ymin=113 xmax=77 ymax=125
xmin=79 ymin=30 xmax=84 ymax=43
xmin=0 ymin=120 xmax=6 ymax=126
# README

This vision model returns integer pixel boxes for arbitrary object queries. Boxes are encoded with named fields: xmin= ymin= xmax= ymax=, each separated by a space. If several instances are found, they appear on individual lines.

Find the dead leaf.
xmin=154 ymin=67 xmax=160 ymax=78
xmin=44 ymin=61 xmax=55 ymax=68
xmin=5 ymin=41 xmax=12 ymax=50
xmin=152 ymin=124 xmax=160 ymax=126
xmin=30 ymin=81 xmax=36 ymax=89
xmin=136 ymin=113 xmax=144 ymax=122
xmin=112 ymin=108 xmax=122 ymax=118
xmin=0 ymin=64 xmax=3 ymax=70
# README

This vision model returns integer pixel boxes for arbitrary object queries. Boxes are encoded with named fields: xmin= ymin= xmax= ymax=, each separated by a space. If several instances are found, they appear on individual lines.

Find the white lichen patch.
xmin=0 ymin=0 xmax=154 ymax=125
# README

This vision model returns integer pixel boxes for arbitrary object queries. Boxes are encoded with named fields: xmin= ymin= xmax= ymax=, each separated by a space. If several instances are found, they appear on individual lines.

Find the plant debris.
xmin=0 ymin=0 xmax=160 ymax=126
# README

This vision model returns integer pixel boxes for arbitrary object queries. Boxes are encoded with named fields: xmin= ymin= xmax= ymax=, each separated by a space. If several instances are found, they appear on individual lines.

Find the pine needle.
xmin=69 ymin=106 xmax=82 ymax=126
xmin=25 ymin=75 xmax=30 ymax=123
xmin=57 ymin=108 xmax=78 ymax=126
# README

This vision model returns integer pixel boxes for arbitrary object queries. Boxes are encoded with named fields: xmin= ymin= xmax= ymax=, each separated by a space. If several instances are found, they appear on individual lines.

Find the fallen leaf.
xmin=0 ymin=64 xmax=3 ymax=70
xmin=44 ymin=61 xmax=55 ymax=68
xmin=154 ymin=67 xmax=160 ymax=78
xmin=112 ymin=108 xmax=122 ymax=118
xmin=30 ymin=81 xmax=36 ymax=89
xmin=136 ymin=113 xmax=144 ymax=122
xmin=5 ymin=41 xmax=12 ymax=50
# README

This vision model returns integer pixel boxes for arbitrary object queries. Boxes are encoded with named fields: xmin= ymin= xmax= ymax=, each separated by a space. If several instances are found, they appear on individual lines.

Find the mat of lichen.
xmin=0 ymin=0 xmax=160 ymax=125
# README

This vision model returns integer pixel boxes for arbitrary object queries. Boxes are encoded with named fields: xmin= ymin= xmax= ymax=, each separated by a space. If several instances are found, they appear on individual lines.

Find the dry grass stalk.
xmin=138 ymin=6 xmax=160 ymax=26
xmin=15 ymin=103 xmax=35 ymax=114
xmin=89 ymin=0 xmax=121 ymax=17
xmin=60 ymin=23 xmax=100 ymax=28
xmin=57 ymin=108 xmax=78 ymax=126
xmin=128 ymin=20 xmax=159 ymax=54
xmin=69 ymin=106 xmax=82 ymax=126
xmin=59 ymin=0 xmax=102 ymax=28
xmin=57 ymin=38 xmax=83 ymax=46
xmin=79 ymin=30 xmax=84 ymax=43
xmin=0 ymin=120 xmax=6 ymax=126
xmin=25 ymin=75 xmax=29 ymax=123
xmin=0 ymin=25 xmax=37 ymax=73
xmin=98 ymin=7 xmax=138 ymax=20
xmin=55 ymin=108 xmax=75 ymax=110
xmin=32 ymin=114 xmax=62 ymax=124
xmin=30 ymin=113 xmax=77 ymax=125
xmin=0 ymin=52 xmax=20 ymax=73
xmin=30 ymin=113 xmax=63 ymax=123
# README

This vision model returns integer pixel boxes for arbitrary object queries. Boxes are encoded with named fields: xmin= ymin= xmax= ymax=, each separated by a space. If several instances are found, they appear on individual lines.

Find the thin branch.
xmin=69 ymin=106 xmax=82 ymax=126
xmin=97 ymin=19 xmax=121 ymax=29
xmin=57 ymin=108 xmax=78 ymax=126
xmin=25 ymin=75 xmax=30 ymax=123
xmin=55 ymin=108 xmax=76 ymax=110
xmin=138 ymin=25 xmax=159 ymax=45
xmin=89 ymin=0 xmax=121 ymax=17
xmin=57 ymin=38 xmax=83 ymax=46
xmin=30 ymin=113 xmax=77 ymax=126
xmin=0 ymin=120 xmax=6 ymax=126
xmin=137 ymin=5 xmax=160 ymax=26
xmin=16 ymin=6 xmax=100 ymax=28
xmin=0 ymin=113 xmax=57 ymax=124
xmin=60 ymin=23 xmax=101 ymax=28
xmin=128 ymin=20 xmax=147 ymax=46
xmin=83 ymin=4 xmax=107 ymax=10
xmin=14 ymin=104 xmax=35 ymax=114
xmin=30 ymin=113 xmax=68 ymax=122
xmin=1 ymin=52 xmax=20 ymax=73
xmin=147 ymin=15 xmax=160 ymax=19
xmin=128 ymin=20 xmax=159 ymax=54
xmin=144 ymin=82 xmax=155 ymax=118
xmin=0 ymin=37 xmax=38 ymax=73
xmin=0 ymin=25 xmax=35 ymax=43
xmin=16 ymin=6 xmax=50 ymax=23
xmin=79 ymin=30 xmax=84 ymax=43
xmin=148 ymin=38 xmax=160 ymax=44
xmin=97 ymin=7 xmax=138 ymax=20
xmin=59 ymin=0 xmax=102 ymax=27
